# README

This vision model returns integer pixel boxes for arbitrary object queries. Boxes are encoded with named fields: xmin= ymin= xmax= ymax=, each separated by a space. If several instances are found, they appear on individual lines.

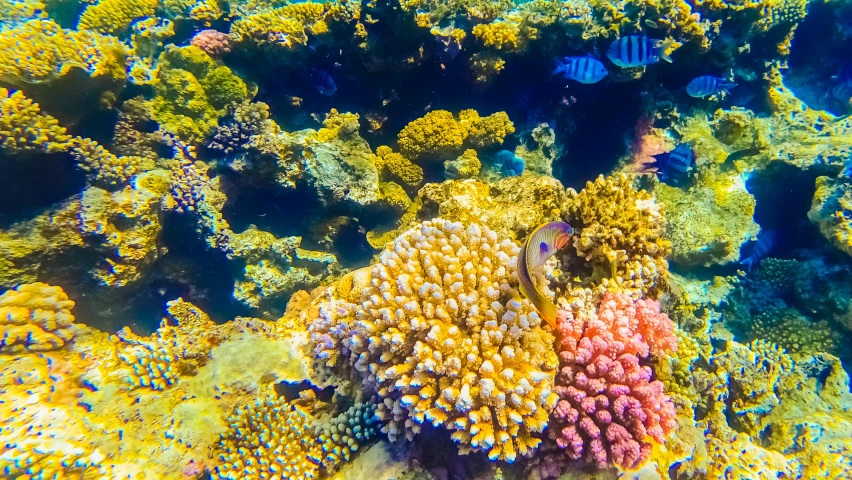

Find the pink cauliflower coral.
xmin=190 ymin=29 xmax=231 ymax=57
xmin=549 ymin=292 xmax=677 ymax=470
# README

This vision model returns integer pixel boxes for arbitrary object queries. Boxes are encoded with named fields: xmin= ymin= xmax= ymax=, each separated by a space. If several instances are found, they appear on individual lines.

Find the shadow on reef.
xmin=0 ymin=152 xmax=87 ymax=228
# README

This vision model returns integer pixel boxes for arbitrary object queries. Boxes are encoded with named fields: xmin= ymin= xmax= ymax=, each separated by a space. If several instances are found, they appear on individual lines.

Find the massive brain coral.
xmin=343 ymin=219 xmax=559 ymax=462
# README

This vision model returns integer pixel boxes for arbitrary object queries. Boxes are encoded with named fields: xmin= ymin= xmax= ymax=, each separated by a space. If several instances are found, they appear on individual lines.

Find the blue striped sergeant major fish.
xmin=606 ymin=36 xmax=672 ymax=68
xmin=686 ymin=75 xmax=737 ymax=98
xmin=651 ymin=143 xmax=694 ymax=183
xmin=552 ymin=56 xmax=609 ymax=84
xmin=517 ymin=222 xmax=574 ymax=329
xmin=740 ymin=229 xmax=776 ymax=271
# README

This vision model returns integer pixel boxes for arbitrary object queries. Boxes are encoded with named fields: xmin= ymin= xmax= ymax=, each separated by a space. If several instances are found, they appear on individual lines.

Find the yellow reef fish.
xmin=517 ymin=221 xmax=573 ymax=328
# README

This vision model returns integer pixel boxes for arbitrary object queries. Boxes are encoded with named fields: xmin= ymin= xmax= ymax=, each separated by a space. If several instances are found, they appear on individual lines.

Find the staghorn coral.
xmin=77 ymin=0 xmax=159 ymax=34
xmin=809 ymin=176 xmax=852 ymax=257
xmin=0 ymin=283 xmax=76 ymax=354
xmin=71 ymin=137 xmax=155 ymax=188
xmin=375 ymin=145 xmax=424 ymax=186
xmin=322 ymin=219 xmax=560 ymax=462
xmin=0 ymin=88 xmax=72 ymax=155
xmin=396 ymin=109 xmax=515 ymax=161
xmin=565 ymin=174 xmax=671 ymax=297
xmin=151 ymin=45 xmax=249 ymax=143
xmin=549 ymin=292 xmax=677 ymax=470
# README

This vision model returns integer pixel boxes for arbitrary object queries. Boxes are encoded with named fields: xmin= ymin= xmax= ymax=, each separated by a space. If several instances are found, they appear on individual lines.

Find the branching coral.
xmin=315 ymin=219 xmax=559 ymax=462
xmin=71 ymin=137 xmax=156 ymax=187
xmin=565 ymin=174 xmax=671 ymax=297
xmin=0 ymin=283 xmax=76 ymax=354
xmin=209 ymin=101 xmax=270 ymax=154
xmin=549 ymin=292 xmax=677 ymax=470
xmin=0 ymin=88 xmax=72 ymax=155
xmin=77 ymin=0 xmax=159 ymax=34
xmin=228 ymin=1 xmax=354 ymax=52
xmin=214 ymin=392 xmax=379 ymax=479
xmin=396 ymin=109 xmax=515 ymax=161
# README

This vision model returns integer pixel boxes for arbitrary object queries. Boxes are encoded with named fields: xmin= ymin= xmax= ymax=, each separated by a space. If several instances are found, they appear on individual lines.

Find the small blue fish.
xmin=686 ymin=76 xmax=737 ymax=98
xmin=606 ymin=36 xmax=671 ymax=68
xmin=652 ymin=143 xmax=694 ymax=183
xmin=740 ymin=229 xmax=776 ymax=271
xmin=518 ymin=222 xmax=574 ymax=328
xmin=313 ymin=69 xmax=337 ymax=96
xmin=494 ymin=150 xmax=525 ymax=176
xmin=552 ymin=56 xmax=608 ymax=84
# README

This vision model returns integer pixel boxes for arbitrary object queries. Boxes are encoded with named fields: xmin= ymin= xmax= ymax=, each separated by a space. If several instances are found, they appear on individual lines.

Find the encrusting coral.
xmin=309 ymin=218 xmax=559 ymax=462
xmin=0 ymin=283 xmax=77 ymax=354
xmin=565 ymin=173 xmax=671 ymax=298
xmin=548 ymin=292 xmax=678 ymax=470
xmin=809 ymin=176 xmax=852 ymax=258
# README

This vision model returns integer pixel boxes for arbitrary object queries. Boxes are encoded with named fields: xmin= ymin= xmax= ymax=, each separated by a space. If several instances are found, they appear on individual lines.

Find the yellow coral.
xmin=0 ymin=283 xmax=76 ymax=354
xmin=469 ymin=51 xmax=506 ymax=84
xmin=396 ymin=109 xmax=514 ymax=160
xmin=566 ymin=173 xmax=671 ymax=297
xmin=163 ymin=0 xmax=224 ymax=24
xmin=0 ymin=88 xmax=72 ymax=155
xmin=809 ymin=176 xmax=852 ymax=257
xmin=458 ymin=109 xmax=515 ymax=148
xmin=397 ymin=110 xmax=468 ymax=159
xmin=77 ymin=0 xmax=159 ymax=34
xmin=444 ymin=149 xmax=482 ymax=178
xmin=472 ymin=21 xmax=521 ymax=49
xmin=71 ymin=137 xmax=155 ymax=187
xmin=312 ymin=219 xmax=559 ymax=461
xmin=375 ymin=145 xmax=424 ymax=186
xmin=378 ymin=181 xmax=412 ymax=213
xmin=0 ymin=19 xmax=126 ymax=85
xmin=229 ymin=2 xmax=339 ymax=49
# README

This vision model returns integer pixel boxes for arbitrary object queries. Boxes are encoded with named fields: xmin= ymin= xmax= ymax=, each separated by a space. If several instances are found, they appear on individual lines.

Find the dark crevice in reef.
xmin=0 ymin=152 xmax=87 ymax=228
xmin=745 ymin=161 xmax=826 ymax=254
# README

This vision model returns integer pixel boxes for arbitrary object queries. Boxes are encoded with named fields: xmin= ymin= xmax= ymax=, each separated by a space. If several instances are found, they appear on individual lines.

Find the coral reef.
xmin=564 ymin=174 xmax=671 ymax=297
xmin=0 ymin=282 xmax=76 ymax=354
xmin=310 ymin=218 xmax=559 ymax=462
xmin=809 ymin=176 xmax=852 ymax=257
xmin=396 ymin=109 xmax=515 ymax=162
xmin=549 ymin=292 xmax=677 ymax=470
xmin=0 ymin=88 xmax=71 ymax=155
xmin=77 ymin=0 xmax=158 ymax=34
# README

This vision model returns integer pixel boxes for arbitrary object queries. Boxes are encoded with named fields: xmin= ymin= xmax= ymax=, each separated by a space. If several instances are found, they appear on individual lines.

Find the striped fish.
xmin=652 ymin=143 xmax=694 ymax=183
xmin=740 ymin=229 xmax=776 ymax=271
xmin=517 ymin=222 xmax=573 ymax=328
xmin=552 ymin=56 xmax=608 ymax=84
xmin=606 ymin=36 xmax=671 ymax=68
xmin=686 ymin=76 xmax=737 ymax=98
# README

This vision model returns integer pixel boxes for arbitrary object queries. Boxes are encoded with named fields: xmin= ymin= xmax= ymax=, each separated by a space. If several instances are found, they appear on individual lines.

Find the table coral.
xmin=0 ymin=88 xmax=72 ymax=155
xmin=0 ymin=283 xmax=76 ymax=354
xmin=549 ymin=292 xmax=677 ymax=470
xmin=77 ymin=0 xmax=158 ymax=34
xmin=317 ymin=218 xmax=559 ymax=462
xmin=565 ymin=173 xmax=671 ymax=298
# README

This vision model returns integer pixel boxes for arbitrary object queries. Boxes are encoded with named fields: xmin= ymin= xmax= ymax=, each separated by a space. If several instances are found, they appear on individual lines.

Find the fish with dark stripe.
xmin=651 ymin=143 xmax=694 ymax=183
xmin=740 ymin=229 xmax=776 ymax=271
xmin=686 ymin=75 xmax=737 ymax=98
xmin=517 ymin=222 xmax=573 ymax=328
xmin=552 ymin=56 xmax=608 ymax=84
xmin=606 ymin=36 xmax=671 ymax=68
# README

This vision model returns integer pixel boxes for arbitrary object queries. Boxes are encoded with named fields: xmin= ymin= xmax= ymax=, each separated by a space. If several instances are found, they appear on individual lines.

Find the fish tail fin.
xmin=739 ymin=257 xmax=753 ymax=271
xmin=655 ymin=40 xmax=673 ymax=63
xmin=659 ymin=50 xmax=673 ymax=63
xmin=540 ymin=299 xmax=559 ymax=329
xmin=722 ymin=82 xmax=738 ymax=91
